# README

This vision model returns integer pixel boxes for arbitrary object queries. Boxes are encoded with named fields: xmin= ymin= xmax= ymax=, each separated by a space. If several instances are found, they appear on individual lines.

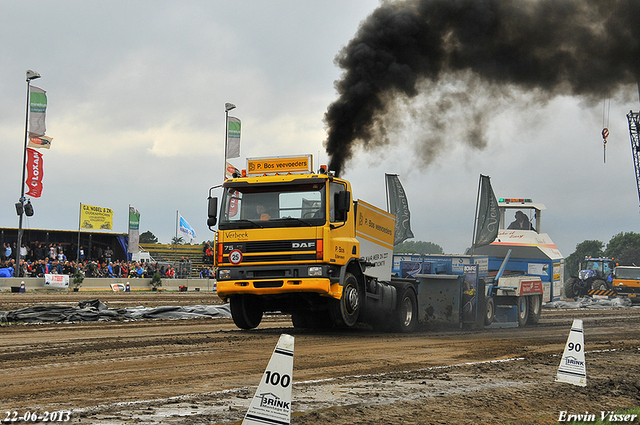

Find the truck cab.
xmin=612 ymin=265 xmax=640 ymax=298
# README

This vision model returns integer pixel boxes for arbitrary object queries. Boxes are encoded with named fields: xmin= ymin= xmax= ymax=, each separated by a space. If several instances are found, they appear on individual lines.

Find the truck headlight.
xmin=308 ymin=266 xmax=323 ymax=276
xmin=218 ymin=269 xmax=231 ymax=279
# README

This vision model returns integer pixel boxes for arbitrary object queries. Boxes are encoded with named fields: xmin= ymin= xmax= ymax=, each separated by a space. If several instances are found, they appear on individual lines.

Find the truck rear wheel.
xmin=230 ymin=295 xmax=263 ymax=330
xmin=484 ymin=297 xmax=495 ymax=326
xmin=329 ymin=273 xmax=360 ymax=327
xmin=526 ymin=295 xmax=542 ymax=325
xmin=516 ymin=296 xmax=529 ymax=327
xmin=392 ymin=284 xmax=418 ymax=333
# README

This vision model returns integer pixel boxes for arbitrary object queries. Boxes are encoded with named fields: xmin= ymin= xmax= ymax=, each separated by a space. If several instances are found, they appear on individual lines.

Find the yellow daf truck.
xmin=207 ymin=155 xmax=418 ymax=331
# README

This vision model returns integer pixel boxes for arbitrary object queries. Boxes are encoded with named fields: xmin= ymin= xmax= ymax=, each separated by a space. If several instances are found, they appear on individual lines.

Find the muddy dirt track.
xmin=1 ymin=292 xmax=639 ymax=425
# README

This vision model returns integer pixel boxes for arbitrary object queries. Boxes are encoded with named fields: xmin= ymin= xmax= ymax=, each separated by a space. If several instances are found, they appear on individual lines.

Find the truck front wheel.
xmin=516 ymin=296 xmax=529 ymax=327
xmin=230 ymin=295 xmax=263 ymax=330
xmin=330 ymin=273 xmax=360 ymax=327
xmin=392 ymin=284 xmax=418 ymax=333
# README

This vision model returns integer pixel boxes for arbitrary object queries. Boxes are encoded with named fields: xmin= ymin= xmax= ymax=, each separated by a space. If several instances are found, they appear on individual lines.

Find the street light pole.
xmin=224 ymin=102 xmax=236 ymax=180
xmin=15 ymin=70 xmax=41 ymax=277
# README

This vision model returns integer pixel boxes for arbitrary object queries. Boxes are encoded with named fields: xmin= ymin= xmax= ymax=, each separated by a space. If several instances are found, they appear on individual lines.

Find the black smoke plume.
xmin=324 ymin=0 xmax=640 ymax=176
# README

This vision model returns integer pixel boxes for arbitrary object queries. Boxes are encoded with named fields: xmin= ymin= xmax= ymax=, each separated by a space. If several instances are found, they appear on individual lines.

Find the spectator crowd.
xmin=1 ymin=241 xmax=215 ymax=279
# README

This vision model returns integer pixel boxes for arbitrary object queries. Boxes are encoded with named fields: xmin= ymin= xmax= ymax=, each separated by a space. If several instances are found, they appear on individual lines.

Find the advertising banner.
xmin=385 ymin=173 xmax=414 ymax=245
xmin=128 ymin=206 xmax=140 ymax=254
xmin=25 ymin=148 xmax=44 ymax=198
xmin=355 ymin=199 xmax=395 ymax=281
xmin=226 ymin=116 xmax=241 ymax=158
xmin=44 ymin=274 xmax=69 ymax=290
xmin=474 ymin=175 xmax=499 ymax=248
xmin=246 ymin=155 xmax=312 ymax=175
xmin=29 ymin=85 xmax=47 ymax=137
xmin=80 ymin=204 xmax=114 ymax=230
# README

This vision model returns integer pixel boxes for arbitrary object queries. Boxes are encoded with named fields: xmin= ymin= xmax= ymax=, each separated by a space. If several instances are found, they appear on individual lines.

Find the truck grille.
xmin=222 ymin=239 xmax=317 ymax=264
xmin=254 ymin=280 xmax=284 ymax=288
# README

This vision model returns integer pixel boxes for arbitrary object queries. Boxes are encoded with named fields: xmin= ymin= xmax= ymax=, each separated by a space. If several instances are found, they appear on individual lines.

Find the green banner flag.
xmin=29 ymin=86 xmax=47 ymax=137
xmin=226 ymin=116 xmax=241 ymax=158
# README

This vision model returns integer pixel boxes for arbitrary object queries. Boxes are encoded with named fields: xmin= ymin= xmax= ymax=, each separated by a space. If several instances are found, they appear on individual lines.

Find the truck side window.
xmin=329 ymin=182 xmax=346 ymax=222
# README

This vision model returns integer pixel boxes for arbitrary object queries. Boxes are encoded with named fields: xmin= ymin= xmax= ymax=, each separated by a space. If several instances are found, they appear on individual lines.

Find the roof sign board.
xmin=246 ymin=155 xmax=313 ymax=176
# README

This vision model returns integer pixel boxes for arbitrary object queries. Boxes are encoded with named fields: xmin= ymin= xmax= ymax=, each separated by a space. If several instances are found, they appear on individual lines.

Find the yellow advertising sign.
xmin=246 ymin=155 xmax=312 ymax=175
xmin=80 ymin=204 xmax=114 ymax=230
xmin=356 ymin=200 xmax=395 ymax=250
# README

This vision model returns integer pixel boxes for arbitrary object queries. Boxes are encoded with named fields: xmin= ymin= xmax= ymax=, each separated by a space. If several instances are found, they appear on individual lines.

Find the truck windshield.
xmin=615 ymin=267 xmax=640 ymax=280
xmin=218 ymin=182 xmax=326 ymax=229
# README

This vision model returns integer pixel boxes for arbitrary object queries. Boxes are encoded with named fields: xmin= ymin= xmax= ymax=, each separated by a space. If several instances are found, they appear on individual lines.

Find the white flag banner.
xmin=226 ymin=116 xmax=241 ymax=158
xmin=128 ymin=206 xmax=140 ymax=254
xmin=178 ymin=212 xmax=197 ymax=244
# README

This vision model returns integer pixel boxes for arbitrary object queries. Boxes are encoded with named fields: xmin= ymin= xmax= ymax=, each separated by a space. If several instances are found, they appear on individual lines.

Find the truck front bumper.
xmin=216 ymin=263 xmax=342 ymax=300
xmin=217 ymin=277 xmax=342 ymax=300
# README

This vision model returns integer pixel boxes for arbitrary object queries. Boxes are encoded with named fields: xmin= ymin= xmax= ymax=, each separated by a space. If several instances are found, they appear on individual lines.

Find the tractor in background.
xmin=564 ymin=257 xmax=615 ymax=299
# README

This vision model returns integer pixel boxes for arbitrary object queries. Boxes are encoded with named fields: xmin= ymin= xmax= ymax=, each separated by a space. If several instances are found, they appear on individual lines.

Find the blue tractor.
xmin=564 ymin=257 xmax=615 ymax=299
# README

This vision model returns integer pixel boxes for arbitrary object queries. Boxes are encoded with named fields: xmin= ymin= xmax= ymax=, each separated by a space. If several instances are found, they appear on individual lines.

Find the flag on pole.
xmin=225 ymin=161 xmax=240 ymax=179
xmin=25 ymin=148 xmax=44 ymax=198
xmin=28 ymin=135 xmax=52 ymax=149
xmin=226 ymin=116 xmax=241 ymax=158
xmin=29 ymin=86 xmax=47 ymax=138
xmin=474 ymin=175 xmax=499 ymax=248
xmin=178 ymin=212 xmax=197 ymax=244
xmin=128 ymin=206 xmax=141 ymax=254
xmin=385 ymin=174 xmax=414 ymax=245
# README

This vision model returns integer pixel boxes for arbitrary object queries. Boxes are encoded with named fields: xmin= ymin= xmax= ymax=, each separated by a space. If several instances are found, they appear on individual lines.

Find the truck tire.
xmin=564 ymin=278 xmax=578 ymax=299
xmin=484 ymin=297 xmax=495 ymax=326
xmin=292 ymin=310 xmax=333 ymax=329
xmin=526 ymin=295 xmax=542 ymax=325
xmin=392 ymin=284 xmax=418 ymax=333
xmin=516 ymin=296 xmax=529 ymax=327
xmin=230 ymin=295 xmax=263 ymax=330
xmin=291 ymin=312 xmax=309 ymax=328
xmin=329 ymin=273 xmax=360 ymax=327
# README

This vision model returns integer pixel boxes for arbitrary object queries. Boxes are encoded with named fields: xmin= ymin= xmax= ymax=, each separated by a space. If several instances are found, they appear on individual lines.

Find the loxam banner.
xmin=25 ymin=148 xmax=44 ymax=198
xmin=80 ymin=204 xmax=113 ymax=230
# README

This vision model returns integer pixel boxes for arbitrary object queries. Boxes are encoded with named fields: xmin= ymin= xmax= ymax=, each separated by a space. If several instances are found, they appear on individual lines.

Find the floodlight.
xmin=26 ymin=70 xmax=41 ymax=81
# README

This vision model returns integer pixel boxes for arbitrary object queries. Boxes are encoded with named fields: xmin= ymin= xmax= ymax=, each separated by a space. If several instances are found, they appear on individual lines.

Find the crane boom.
xmin=626 ymin=111 xmax=640 ymax=209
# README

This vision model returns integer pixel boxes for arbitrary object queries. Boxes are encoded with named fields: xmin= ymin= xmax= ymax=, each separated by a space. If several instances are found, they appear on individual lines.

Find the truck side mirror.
xmin=207 ymin=197 xmax=218 ymax=227
xmin=334 ymin=191 xmax=351 ymax=221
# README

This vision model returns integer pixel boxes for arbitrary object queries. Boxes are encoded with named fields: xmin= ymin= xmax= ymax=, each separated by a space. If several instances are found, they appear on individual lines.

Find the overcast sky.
xmin=1 ymin=0 xmax=639 ymax=258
